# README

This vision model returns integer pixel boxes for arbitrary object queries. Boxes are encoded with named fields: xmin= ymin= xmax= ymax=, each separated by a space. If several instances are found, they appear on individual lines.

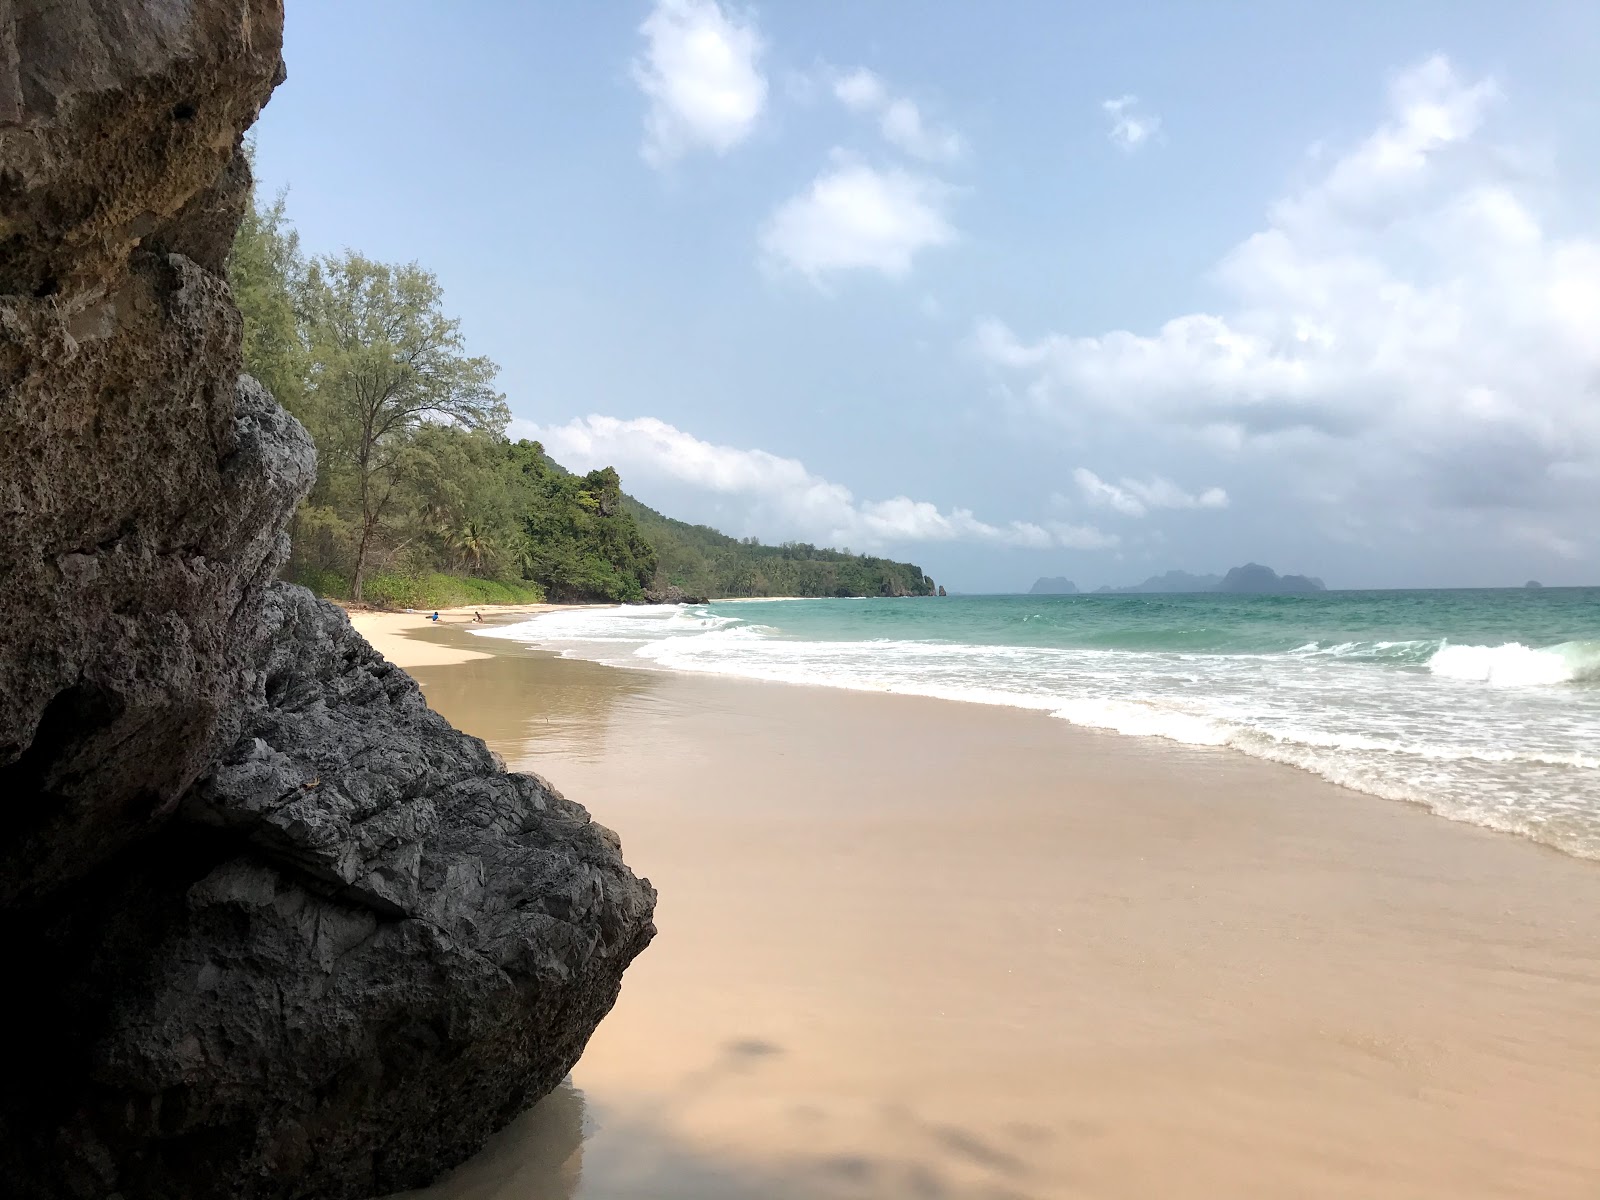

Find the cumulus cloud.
xmin=979 ymin=56 xmax=1600 ymax=543
xmin=832 ymin=68 xmax=965 ymax=164
xmin=633 ymin=0 xmax=767 ymax=167
xmin=760 ymin=158 xmax=956 ymax=280
xmin=1102 ymin=95 xmax=1160 ymax=152
xmin=517 ymin=415 xmax=1115 ymax=551
xmin=1072 ymin=469 xmax=1228 ymax=517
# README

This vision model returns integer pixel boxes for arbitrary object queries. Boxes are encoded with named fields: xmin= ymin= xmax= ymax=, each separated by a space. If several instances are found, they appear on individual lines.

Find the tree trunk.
xmin=352 ymin=456 xmax=374 ymax=602
xmin=351 ymin=521 xmax=373 ymax=602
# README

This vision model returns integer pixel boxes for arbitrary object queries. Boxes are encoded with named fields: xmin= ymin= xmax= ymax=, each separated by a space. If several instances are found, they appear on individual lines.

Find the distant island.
xmin=1525 ymin=580 xmax=1543 ymax=590
xmin=1094 ymin=569 xmax=1221 ymax=594
xmin=1216 ymin=563 xmax=1326 ymax=594
xmin=1033 ymin=563 xmax=1327 ymax=597
xmin=1029 ymin=576 xmax=1079 ymax=595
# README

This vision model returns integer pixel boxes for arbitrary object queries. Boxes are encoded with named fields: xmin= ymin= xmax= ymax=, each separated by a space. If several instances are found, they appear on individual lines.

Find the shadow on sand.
xmin=391 ymin=1038 xmax=1054 ymax=1200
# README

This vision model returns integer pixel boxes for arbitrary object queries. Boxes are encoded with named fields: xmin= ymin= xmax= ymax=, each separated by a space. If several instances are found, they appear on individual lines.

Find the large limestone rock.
xmin=0 ymin=3 xmax=655 ymax=1196
xmin=0 ymin=0 xmax=298 ymax=905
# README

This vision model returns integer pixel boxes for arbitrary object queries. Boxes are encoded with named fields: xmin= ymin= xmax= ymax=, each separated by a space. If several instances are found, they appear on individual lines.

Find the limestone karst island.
xmin=4 ymin=3 xmax=1599 ymax=1199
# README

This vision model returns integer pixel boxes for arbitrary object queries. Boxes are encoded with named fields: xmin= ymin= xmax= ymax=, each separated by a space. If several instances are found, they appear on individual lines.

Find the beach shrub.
xmin=291 ymin=566 xmax=351 ymax=599
xmin=361 ymin=572 xmax=546 ymax=610
xmin=289 ymin=567 xmax=544 ymax=610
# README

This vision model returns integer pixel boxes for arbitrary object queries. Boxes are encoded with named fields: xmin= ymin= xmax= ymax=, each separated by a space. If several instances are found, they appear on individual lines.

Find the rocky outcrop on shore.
xmin=0 ymin=3 xmax=655 ymax=1196
xmin=642 ymin=581 xmax=708 ymax=605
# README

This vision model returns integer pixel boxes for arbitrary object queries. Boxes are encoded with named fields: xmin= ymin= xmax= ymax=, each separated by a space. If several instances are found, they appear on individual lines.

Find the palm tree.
xmin=449 ymin=520 xmax=497 ymax=574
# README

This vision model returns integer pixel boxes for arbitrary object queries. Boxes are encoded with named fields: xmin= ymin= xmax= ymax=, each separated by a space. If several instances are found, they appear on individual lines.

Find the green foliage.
xmin=508 ymin=444 xmax=657 ymax=601
xmin=286 ymin=566 xmax=544 ymax=609
xmin=296 ymin=252 xmax=509 ymax=600
xmin=358 ymin=572 xmax=547 ymax=610
xmin=227 ymin=148 xmax=306 ymax=413
xmin=290 ymin=566 xmax=351 ymax=599
xmin=229 ymin=179 xmax=935 ymax=610
xmin=624 ymin=497 xmax=934 ymax=598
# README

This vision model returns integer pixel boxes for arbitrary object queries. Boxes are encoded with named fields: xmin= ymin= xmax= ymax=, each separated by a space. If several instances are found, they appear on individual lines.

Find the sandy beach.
xmin=379 ymin=618 xmax=1600 ymax=1200
xmin=345 ymin=604 xmax=596 ymax=668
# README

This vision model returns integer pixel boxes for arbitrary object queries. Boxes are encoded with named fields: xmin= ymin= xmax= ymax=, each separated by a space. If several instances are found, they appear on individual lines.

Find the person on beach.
xmin=429 ymin=611 xmax=440 ymax=622
xmin=473 ymin=611 xmax=483 ymax=622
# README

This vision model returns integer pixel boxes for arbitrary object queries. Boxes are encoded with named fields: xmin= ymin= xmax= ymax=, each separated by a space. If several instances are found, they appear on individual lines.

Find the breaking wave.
xmin=476 ymin=597 xmax=1600 ymax=859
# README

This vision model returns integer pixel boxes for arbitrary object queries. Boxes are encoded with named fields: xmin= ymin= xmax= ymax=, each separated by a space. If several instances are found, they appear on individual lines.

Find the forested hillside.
xmin=228 ymin=164 xmax=934 ymax=605
xmin=626 ymin=498 xmax=934 ymax=598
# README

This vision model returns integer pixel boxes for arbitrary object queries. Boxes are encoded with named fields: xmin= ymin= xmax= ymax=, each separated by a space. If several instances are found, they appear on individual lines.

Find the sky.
xmin=252 ymin=1 xmax=1600 ymax=591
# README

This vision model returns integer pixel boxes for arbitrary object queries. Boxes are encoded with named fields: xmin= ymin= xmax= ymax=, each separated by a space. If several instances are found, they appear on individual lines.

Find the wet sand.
xmin=388 ymin=622 xmax=1600 ymax=1200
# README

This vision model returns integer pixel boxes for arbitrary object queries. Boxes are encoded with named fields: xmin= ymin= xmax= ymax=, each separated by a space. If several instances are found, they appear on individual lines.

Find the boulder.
xmin=642 ymin=582 xmax=708 ymax=604
xmin=0 ymin=3 xmax=655 ymax=1196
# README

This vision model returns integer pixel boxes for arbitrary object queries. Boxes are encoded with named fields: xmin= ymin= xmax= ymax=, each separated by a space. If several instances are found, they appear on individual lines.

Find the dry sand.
xmin=346 ymin=604 xmax=590 ymax=668
xmin=386 ymin=621 xmax=1600 ymax=1200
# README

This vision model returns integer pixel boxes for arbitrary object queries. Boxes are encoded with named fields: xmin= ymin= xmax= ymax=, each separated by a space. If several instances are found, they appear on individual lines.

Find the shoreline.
xmin=343 ymin=602 xmax=601 ymax=667
xmin=371 ymin=606 xmax=1600 ymax=865
xmin=385 ymin=616 xmax=1600 ymax=1199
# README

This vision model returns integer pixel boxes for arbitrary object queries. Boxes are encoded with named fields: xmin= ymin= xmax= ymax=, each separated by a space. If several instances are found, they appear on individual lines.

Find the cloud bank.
xmin=981 ymin=57 xmax=1600 ymax=556
xmin=517 ymin=415 xmax=1116 ymax=551
xmin=1073 ymin=469 xmax=1228 ymax=517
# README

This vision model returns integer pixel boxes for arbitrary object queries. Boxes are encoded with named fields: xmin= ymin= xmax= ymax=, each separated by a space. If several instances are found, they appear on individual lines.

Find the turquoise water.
xmin=482 ymin=589 xmax=1600 ymax=858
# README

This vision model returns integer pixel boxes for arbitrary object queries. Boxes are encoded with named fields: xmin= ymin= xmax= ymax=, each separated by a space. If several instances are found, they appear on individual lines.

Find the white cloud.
xmin=1071 ymin=469 xmax=1229 ymax=518
xmin=1102 ymin=95 xmax=1161 ymax=152
xmin=833 ymin=68 xmax=886 ymax=111
xmin=517 ymin=415 xmax=1114 ymax=551
xmin=979 ymin=57 xmax=1600 ymax=545
xmin=833 ymin=68 xmax=965 ymax=164
xmin=760 ymin=159 xmax=956 ymax=280
xmin=633 ymin=0 xmax=767 ymax=167
xmin=1046 ymin=521 xmax=1122 ymax=550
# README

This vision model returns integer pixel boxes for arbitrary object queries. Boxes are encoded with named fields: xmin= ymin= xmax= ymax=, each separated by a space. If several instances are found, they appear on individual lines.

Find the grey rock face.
xmin=5 ymin=587 xmax=654 ymax=1198
xmin=0 ymin=0 xmax=296 ymax=904
xmin=642 ymin=582 xmax=707 ymax=605
xmin=0 ymin=3 xmax=656 ymax=1196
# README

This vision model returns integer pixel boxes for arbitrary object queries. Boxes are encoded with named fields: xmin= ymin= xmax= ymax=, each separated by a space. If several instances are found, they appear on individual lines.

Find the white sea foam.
xmin=1427 ymin=640 xmax=1600 ymax=686
xmin=478 ymin=603 xmax=1600 ymax=859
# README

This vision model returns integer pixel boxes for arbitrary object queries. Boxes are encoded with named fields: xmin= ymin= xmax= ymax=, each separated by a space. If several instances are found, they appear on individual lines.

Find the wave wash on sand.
xmin=479 ymin=591 xmax=1600 ymax=859
xmin=395 ymin=632 xmax=1600 ymax=1200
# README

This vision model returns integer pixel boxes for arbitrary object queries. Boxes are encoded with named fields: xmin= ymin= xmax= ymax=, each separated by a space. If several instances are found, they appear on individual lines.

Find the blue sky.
xmin=253 ymin=1 xmax=1600 ymax=590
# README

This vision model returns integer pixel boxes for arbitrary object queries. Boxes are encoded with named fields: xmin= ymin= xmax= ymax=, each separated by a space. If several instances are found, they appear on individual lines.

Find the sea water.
xmin=478 ymin=590 xmax=1600 ymax=858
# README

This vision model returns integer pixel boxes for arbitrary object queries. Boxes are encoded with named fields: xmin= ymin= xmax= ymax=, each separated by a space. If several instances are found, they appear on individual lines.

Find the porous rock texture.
xmin=0 ymin=3 xmax=656 ymax=1197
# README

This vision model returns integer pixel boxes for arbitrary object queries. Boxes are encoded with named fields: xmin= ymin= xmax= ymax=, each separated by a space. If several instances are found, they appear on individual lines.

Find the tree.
xmin=229 ymin=179 xmax=938 ymax=607
xmin=450 ymin=520 xmax=498 ymax=572
xmin=298 ymin=253 xmax=507 ymax=600
xmin=227 ymin=159 xmax=306 ymax=416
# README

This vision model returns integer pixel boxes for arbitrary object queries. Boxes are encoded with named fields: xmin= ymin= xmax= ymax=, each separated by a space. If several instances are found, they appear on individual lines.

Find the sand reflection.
xmin=397 ymin=1042 xmax=1064 ymax=1200
xmin=409 ymin=637 xmax=661 ymax=766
